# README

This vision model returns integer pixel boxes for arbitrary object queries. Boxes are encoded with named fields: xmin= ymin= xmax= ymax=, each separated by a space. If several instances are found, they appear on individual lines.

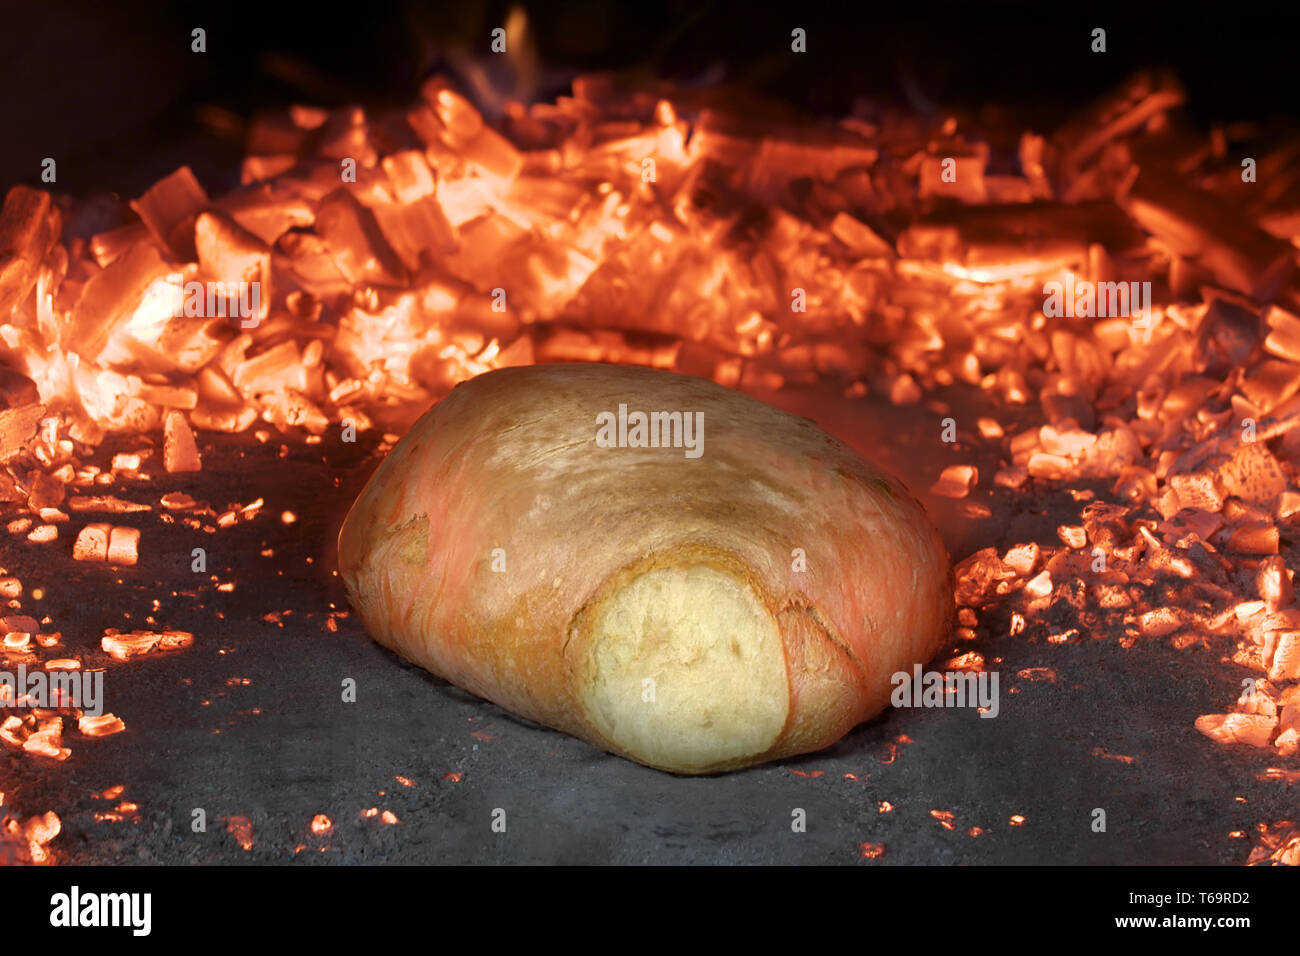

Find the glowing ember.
xmin=78 ymin=714 xmax=126 ymax=737
xmin=1016 ymin=667 xmax=1057 ymax=683
xmin=1091 ymin=747 xmax=1136 ymax=764
xmin=223 ymin=815 xmax=255 ymax=851
xmin=100 ymin=628 xmax=194 ymax=660
xmin=930 ymin=810 xmax=957 ymax=831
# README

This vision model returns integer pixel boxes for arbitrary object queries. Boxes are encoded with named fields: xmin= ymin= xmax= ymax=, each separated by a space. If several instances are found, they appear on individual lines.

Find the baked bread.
xmin=339 ymin=363 xmax=953 ymax=773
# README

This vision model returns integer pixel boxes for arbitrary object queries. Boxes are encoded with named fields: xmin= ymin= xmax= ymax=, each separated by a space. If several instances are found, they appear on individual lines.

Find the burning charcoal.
xmin=216 ymin=187 xmax=314 ymax=245
xmin=1236 ymin=680 xmax=1277 ymax=717
xmin=1075 ymin=427 xmax=1142 ymax=477
xmin=1054 ymin=70 xmax=1186 ymax=175
xmin=0 ymin=368 xmax=38 ymax=410
xmin=1240 ymin=359 xmax=1300 ymax=414
xmin=26 ymin=471 xmax=64 ymax=511
xmin=1159 ymin=375 xmax=1217 ymax=424
xmin=14 ymin=811 xmax=58 ymax=866
xmin=1025 ymin=452 xmax=1073 ymax=480
xmin=22 ymin=729 xmax=69 ymax=761
xmin=1138 ymin=607 xmax=1184 ymax=637
xmin=1195 ymin=297 xmax=1259 ymax=378
xmin=421 ymin=84 xmax=522 ymax=179
xmin=1216 ymin=443 xmax=1288 ymax=509
xmin=984 ymin=176 xmax=1035 ymax=203
xmin=314 ymin=189 xmax=405 ymax=286
xmin=1278 ymin=490 xmax=1300 ymax=519
xmin=889 ymin=374 xmax=921 ymax=404
xmin=0 ymin=716 xmax=26 ymax=748
xmin=1263 ymin=306 xmax=1300 ymax=363
xmin=77 ymin=714 xmax=125 ymax=737
xmin=381 ymin=151 xmax=437 ymax=203
xmin=1024 ymin=569 xmax=1053 ymax=598
xmin=1282 ymin=703 xmax=1300 ymax=737
xmin=130 ymin=166 xmax=209 ymax=262
xmin=89 ymin=222 xmax=149 ymax=268
xmin=1058 ymin=525 xmax=1087 ymax=549
xmin=1159 ymin=507 xmax=1224 ymax=546
xmin=262 ymin=389 xmax=330 ymax=434
xmin=312 ymin=107 xmax=378 ymax=169
xmin=898 ymin=201 xmax=1144 ymax=279
xmin=67 ymin=242 xmax=168 ymax=360
xmin=953 ymin=547 xmax=1018 ymax=606
xmin=159 ymin=492 xmax=200 ymax=511
xmin=3 ymin=632 xmax=31 ymax=650
xmin=423 ymin=81 xmax=486 ymax=140
xmin=829 ymin=212 xmax=893 ymax=257
xmin=371 ymin=198 xmax=456 ymax=274
xmin=194 ymin=211 xmax=270 ymax=324
xmin=994 ymin=464 xmax=1028 ymax=489
xmin=1121 ymin=173 xmax=1296 ymax=300
xmin=918 ymin=154 xmax=988 ymax=204
xmin=710 ymin=120 xmax=880 ymax=199
xmin=459 ymin=124 xmax=524 ymax=182
xmin=130 ymin=378 xmax=199 ymax=410
xmin=67 ymin=496 xmax=150 ymax=514
xmin=0 ymin=404 xmax=44 ymax=462
xmin=223 ymin=815 xmax=255 ymax=851
xmin=0 ymin=186 xmax=63 ymax=316
xmin=106 ymin=526 xmax=140 ymax=566
xmin=1038 ymin=423 xmax=1098 ymax=458
xmin=245 ymin=108 xmax=310 ymax=157
xmin=1195 ymin=713 xmax=1277 ymax=748
xmin=232 ymin=341 xmax=307 ymax=396
xmin=930 ymin=464 xmax=977 ymax=498
xmin=1225 ymin=521 xmax=1279 ymax=555
xmin=191 ymin=396 xmax=257 ymax=434
xmin=1268 ymin=631 xmax=1300 ymax=681
xmin=163 ymin=411 xmax=202 ymax=473
xmin=138 ymin=316 xmax=226 ymax=376
xmin=73 ymin=523 xmax=111 ymax=562
xmin=1003 ymin=542 xmax=1040 ymax=576
xmin=101 ymin=629 xmax=192 ymax=660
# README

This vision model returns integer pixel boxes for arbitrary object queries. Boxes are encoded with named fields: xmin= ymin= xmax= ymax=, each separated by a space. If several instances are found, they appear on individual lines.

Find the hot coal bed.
xmin=1 ymin=13 xmax=1299 ymax=866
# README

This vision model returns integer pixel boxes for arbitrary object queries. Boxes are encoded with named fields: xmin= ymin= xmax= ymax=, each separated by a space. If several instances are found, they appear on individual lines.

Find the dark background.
xmin=1 ymin=0 xmax=1297 ymax=195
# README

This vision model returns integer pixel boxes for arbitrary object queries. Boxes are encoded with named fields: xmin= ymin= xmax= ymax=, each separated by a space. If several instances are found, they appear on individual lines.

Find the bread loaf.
xmin=339 ymin=363 xmax=953 ymax=773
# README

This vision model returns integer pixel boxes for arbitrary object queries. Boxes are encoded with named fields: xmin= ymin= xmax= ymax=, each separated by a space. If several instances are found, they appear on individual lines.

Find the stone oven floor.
xmin=2 ymin=384 xmax=1293 ymax=864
